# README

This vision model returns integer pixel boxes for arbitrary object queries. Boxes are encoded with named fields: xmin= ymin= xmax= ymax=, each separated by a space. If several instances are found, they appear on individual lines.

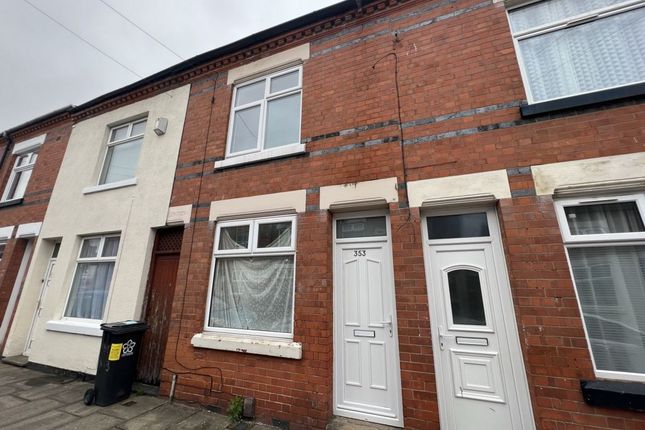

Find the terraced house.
xmin=2 ymin=0 xmax=645 ymax=429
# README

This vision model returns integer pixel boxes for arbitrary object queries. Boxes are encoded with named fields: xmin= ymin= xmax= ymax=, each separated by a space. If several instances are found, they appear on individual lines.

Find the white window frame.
xmin=0 ymin=240 xmax=6 ymax=261
xmin=98 ymin=118 xmax=147 ymax=186
xmin=225 ymin=65 xmax=303 ymax=159
xmin=555 ymin=193 xmax=645 ymax=382
xmin=62 ymin=234 xmax=121 ymax=323
xmin=507 ymin=0 xmax=645 ymax=104
xmin=205 ymin=215 xmax=297 ymax=339
xmin=1 ymin=151 xmax=38 ymax=202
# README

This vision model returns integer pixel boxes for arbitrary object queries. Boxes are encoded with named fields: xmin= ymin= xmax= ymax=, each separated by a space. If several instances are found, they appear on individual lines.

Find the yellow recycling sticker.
xmin=109 ymin=343 xmax=123 ymax=361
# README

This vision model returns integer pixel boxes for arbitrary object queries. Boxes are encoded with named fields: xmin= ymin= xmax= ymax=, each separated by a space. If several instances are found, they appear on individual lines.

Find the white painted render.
xmin=407 ymin=170 xmax=511 ymax=207
xmin=319 ymin=177 xmax=399 ymax=211
xmin=532 ymin=152 xmax=645 ymax=195
xmin=3 ymin=85 xmax=190 ymax=374
xmin=209 ymin=189 xmax=307 ymax=221
xmin=226 ymin=43 xmax=310 ymax=85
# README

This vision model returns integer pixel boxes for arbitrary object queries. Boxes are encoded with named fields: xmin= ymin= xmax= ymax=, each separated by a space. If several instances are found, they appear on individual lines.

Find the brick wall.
xmin=159 ymin=0 xmax=645 ymax=429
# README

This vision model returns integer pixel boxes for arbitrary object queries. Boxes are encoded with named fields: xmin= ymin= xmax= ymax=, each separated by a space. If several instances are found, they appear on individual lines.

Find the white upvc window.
xmin=99 ymin=118 xmax=147 ymax=185
xmin=63 ymin=235 xmax=120 ymax=321
xmin=507 ymin=0 xmax=645 ymax=104
xmin=226 ymin=66 xmax=302 ymax=158
xmin=555 ymin=193 xmax=645 ymax=382
xmin=0 ymin=240 xmax=6 ymax=261
xmin=1 ymin=151 xmax=38 ymax=202
xmin=206 ymin=215 xmax=297 ymax=338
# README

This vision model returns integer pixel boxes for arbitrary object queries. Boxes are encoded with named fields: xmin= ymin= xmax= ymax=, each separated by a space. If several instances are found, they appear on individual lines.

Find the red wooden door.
xmin=137 ymin=228 xmax=182 ymax=385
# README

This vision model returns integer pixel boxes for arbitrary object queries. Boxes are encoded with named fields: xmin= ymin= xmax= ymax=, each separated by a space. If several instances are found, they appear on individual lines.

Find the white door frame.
xmin=421 ymin=205 xmax=535 ymax=430
xmin=332 ymin=210 xmax=404 ymax=427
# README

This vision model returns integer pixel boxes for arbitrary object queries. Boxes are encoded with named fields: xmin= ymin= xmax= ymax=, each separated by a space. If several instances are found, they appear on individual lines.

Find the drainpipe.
xmin=0 ymin=131 xmax=12 ymax=170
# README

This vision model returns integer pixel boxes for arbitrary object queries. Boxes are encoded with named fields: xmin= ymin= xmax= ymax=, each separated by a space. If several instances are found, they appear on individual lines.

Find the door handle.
xmin=438 ymin=326 xmax=454 ymax=351
xmin=381 ymin=316 xmax=393 ymax=337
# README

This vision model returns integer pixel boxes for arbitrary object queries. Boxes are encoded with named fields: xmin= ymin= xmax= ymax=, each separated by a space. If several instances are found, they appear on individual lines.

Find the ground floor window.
xmin=207 ymin=215 xmax=296 ymax=337
xmin=555 ymin=194 xmax=645 ymax=380
xmin=64 ymin=235 xmax=120 ymax=320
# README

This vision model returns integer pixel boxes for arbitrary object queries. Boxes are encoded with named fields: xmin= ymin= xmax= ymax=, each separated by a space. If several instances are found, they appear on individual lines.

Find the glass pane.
xmin=230 ymin=105 xmax=261 ymax=154
xmin=569 ymin=245 xmax=645 ymax=374
xmin=100 ymin=137 xmax=143 ymax=184
xmin=51 ymin=242 xmax=61 ymax=259
xmin=209 ymin=255 xmax=294 ymax=333
xmin=518 ymin=8 xmax=645 ymax=102
xmin=427 ymin=213 xmax=489 ymax=240
xmin=102 ymin=236 xmax=120 ymax=257
xmin=110 ymin=125 xmax=129 ymax=142
xmin=448 ymin=270 xmax=486 ymax=326
xmin=257 ymin=222 xmax=292 ymax=248
xmin=0 ymin=243 xmax=5 ymax=260
xmin=336 ymin=217 xmax=387 ymax=239
xmin=30 ymin=153 xmax=38 ymax=164
xmin=270 ymin=70 xmax=299 ymax=93
xmin=218 ymin=225 xmax=250 ymax=250
xmin=235 ymin=80 xmax=265 ymax=106
xmin=565 ymin=202 xmax=645 ymax=235
xmin=509 ymin=0 xmax=626 ymax=33
xmin=130 ymin=120 xmax=147 ymax=136
xmin=8 ymin=169 xmax=32 ymax=200
xmin=80 ymin=238 xmax=101 ymax=258
xmin=64 ymin=262 xmax=115 ymax=319
xmin=264 ymin=93 xmax=301 ymax=149
xmin=16 ymin=154 xmax=30 ymax=167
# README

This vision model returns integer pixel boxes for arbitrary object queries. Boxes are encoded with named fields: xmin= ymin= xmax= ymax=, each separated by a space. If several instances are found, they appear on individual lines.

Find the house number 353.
xmin=354 ymin=250 xmax=366 ymax=256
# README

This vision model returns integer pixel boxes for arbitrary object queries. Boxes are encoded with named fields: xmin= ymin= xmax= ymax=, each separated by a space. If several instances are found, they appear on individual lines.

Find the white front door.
xmin=333 ymin=214 xmax=403 ymax=427
xmin=25 ymin=242 xmax=59 ymax=355
xmin=423 ymin=209 xmax=535 ymax=430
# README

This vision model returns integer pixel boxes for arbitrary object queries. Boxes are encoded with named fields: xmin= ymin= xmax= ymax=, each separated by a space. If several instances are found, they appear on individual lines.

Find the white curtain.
xmin=65 ymin=262 xmax=114 ymax=319
xmin=209 ymin=256 xmax=294 ymax=333
xmin=515 ymin=7 xmax=645 ymax=102
xmin=509 ymin=0 xmax=624 ymax=33
xmin=569 ymin=245 xmax=645 ymax=374
xmin=566 ymin=202 xmax=645 ymax=235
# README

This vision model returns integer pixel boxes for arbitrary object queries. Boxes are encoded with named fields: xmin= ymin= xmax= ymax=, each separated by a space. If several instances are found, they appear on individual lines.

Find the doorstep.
xmin=327 ymin=416 xmax=401 ymax=430
xmin=1 ymin=354 xmax=29 ymax=367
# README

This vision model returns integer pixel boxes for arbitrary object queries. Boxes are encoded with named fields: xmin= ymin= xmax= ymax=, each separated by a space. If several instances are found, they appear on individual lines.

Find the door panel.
xmin=334 ymin=234 xmax=402 ymax=427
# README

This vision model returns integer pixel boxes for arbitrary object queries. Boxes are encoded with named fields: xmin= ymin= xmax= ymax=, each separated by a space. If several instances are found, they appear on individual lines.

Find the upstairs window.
xmin=555 ymin=194 xmax=645 ymax=381
xmin=0 ymin=241 xmax=5 ymax=261
xmin=508 ymin=0 xmax=645 ymax=103
xmin=226 ymin=66 xmax=302 ymax=158
xmin=64 ymin=235 xmax=120 ymax=320
xmin=2 ymin=151 xmax=38 ymax=202
xmin=99 ymin=119 xmax=147 ymax=185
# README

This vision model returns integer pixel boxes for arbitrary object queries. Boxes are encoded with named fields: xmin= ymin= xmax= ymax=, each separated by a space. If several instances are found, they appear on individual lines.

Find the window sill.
xmin=0 ymin=198 xmax=23 ymax=209
xmin=46 ymin=320 xmax=103 ymax=337
xmin=581 ymin=379 xmax=645 ymax=412
xmin=214 ymin=144 xmax=305 ymax=170
xmin=82 ymin=177 xmax=137 ymax=195
xmin=520 ymin=82 xmax=645 ymax=118
xmin=191 ymin=332 xmax=302 ymax=359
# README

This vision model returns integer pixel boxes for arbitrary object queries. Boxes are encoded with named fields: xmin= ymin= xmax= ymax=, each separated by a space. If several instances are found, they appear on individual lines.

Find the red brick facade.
xmin=156 ymin=1 xmax=645 ymax=429
xmin=0 ymin=118 xmax=72 ymax=350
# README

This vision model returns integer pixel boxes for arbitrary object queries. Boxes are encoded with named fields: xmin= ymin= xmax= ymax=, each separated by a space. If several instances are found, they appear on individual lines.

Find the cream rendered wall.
xmin=4 ymin=85 xmax=190 ymax=374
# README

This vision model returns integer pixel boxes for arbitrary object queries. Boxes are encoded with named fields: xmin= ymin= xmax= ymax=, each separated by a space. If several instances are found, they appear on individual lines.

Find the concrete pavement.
xmin=0 ymin=362 xmax=274 ymax=430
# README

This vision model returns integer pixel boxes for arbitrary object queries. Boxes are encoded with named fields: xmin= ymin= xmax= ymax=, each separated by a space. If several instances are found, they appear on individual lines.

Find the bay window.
xmin=508 ymin=0 xmax=645 ymax=104
xmin=207 ymin=216 xmax=296 ymax=337
xmin=556 ymin=194 xmax=645 ymax=381
xmin=64 ymin=235 xmax=120 ymax=320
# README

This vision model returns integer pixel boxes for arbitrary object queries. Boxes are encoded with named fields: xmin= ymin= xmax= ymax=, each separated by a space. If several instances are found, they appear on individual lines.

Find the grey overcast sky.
xmin=0 ymin=0 xmax=341 ymax=131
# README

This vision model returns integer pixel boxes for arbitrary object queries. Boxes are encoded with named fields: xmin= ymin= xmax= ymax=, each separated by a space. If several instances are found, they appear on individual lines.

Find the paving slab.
xmin=0 ymin=394 xmax=27 ymax=409
xmin=0 ymin=397 xmax=64 ymax=427
xmin=117 ymin=402 xmax=197 ymax=430
xmin=101 ymin=394 xmax=167 ymax=420
xmin=55 ymin=412 xmax=124 ymax=430
xmin=326 ymin=417 xmax=398 ymax=430
xmin=174 ymin=409 xmax=230 ymax=429
xmin=3 ymin=409 xmax=77 ymax=430
xmin=61 ymin=400 xmax=103 ymax=417
xmin=51 ymin=381 xmax=94 ymax=404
